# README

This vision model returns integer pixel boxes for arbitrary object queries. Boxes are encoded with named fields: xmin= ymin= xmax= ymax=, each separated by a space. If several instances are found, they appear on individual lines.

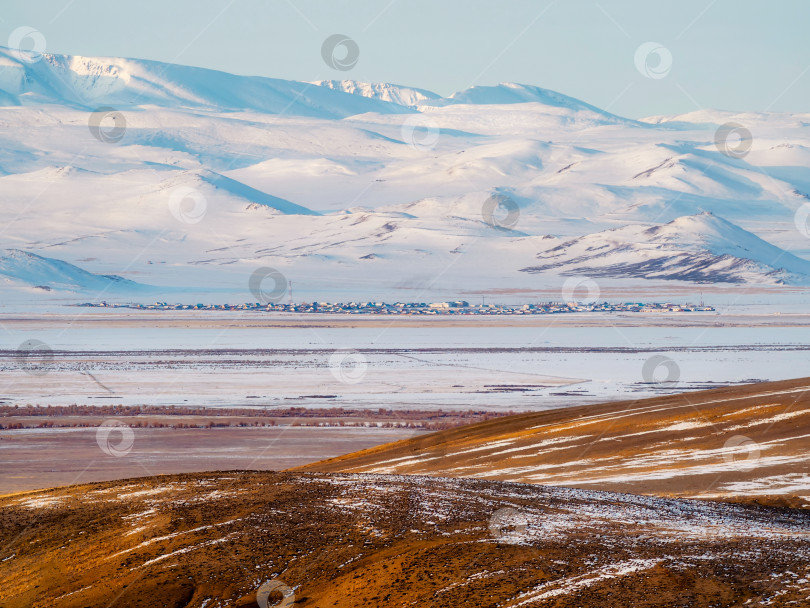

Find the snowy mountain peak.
xmin=446 ymin=82 xmax=618 ymax=114
xmin=312 ymin=79 xmax=440 ymax=107
xmin=308 ymin=80 xmax=616 ymax=115
xmin=0 ymin=47 xmax=411 ymax=117
xmin=657 ymin=211 xmax=736 ymax=237
xmin=523 ymin=214 xmax=810 ymax=285
xmin=0 ymin=44 xmax=633 ymax=122
xmin=655 ymin=212 xmax=769 ymax=247
xmin=1 ymin=47 xmax=809 ymax=298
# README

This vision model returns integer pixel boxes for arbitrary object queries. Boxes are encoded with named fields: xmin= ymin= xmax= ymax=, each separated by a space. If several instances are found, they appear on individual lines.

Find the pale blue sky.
xmin=2 ymin=0 xmax=809 ymax=118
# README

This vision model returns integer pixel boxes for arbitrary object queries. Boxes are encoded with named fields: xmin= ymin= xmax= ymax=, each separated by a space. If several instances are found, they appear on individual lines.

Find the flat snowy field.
xmin=2 ymin=313 xmax=808 ymax=410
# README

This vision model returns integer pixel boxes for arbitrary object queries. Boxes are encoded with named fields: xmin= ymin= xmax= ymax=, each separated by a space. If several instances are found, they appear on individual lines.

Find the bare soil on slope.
xmin=1 ymin=471 xmax=808 ymax=607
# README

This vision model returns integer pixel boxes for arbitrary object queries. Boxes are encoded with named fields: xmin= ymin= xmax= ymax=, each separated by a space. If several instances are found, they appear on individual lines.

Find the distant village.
xmin=77 ymin=300 xmax=715 ymax=314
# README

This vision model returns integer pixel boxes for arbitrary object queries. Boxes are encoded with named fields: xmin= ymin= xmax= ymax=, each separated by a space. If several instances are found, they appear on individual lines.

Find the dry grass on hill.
xmin=301 ymin=377 xmax=810 ymax=507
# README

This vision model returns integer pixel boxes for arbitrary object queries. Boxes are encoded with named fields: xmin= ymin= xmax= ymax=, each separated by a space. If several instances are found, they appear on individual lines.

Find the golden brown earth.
xmin=2 ymin=378 xmax=810 ymax=607
xmin=0 ymin=471 xmax=809 ymax=607
xmin=301 ymin=377 xmax=810 ymax=508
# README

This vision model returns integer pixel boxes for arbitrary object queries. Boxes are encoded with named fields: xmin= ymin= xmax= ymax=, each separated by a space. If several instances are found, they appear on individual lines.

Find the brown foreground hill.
xmin=0 ymin=471 xmax=809 ymax=607
xmin=300 ymin=377 xmax=810 ymax=508
xmin=2 ymin=378 xmax=810 ymax=607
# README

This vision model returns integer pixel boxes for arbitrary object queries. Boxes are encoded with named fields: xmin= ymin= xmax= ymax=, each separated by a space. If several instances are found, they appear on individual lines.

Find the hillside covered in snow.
xmin=522 ymin=212 xmax=810 ymax=284
xmin=0 ymin=249 xmax=150 ymax=294
xmin=2 ymin=46 xmax=810 ymax=303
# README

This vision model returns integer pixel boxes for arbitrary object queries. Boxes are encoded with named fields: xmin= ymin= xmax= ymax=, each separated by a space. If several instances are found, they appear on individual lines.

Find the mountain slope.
xmin=445 ymin=82 xmax=629 ymax=120
xmin=200 ymin=171 xmax=319 ymax=216
xmin=0 ymin=249 xmax=149 ymax=293
xmin=0 ymin=47 xmax=410 ymax=117
xmin=312 ymin=79 xmax=441 ymax=107
xmin=1 ymin=471 xmax=808 ymax=607
xmin=301 ymin=377 xmax=810 ymax=507
xmin=521 ymin=212 xmax=810 ymax=285
xmin=1 ymin=48 xmax=810 ymax=300
xmin=310 ymin=80 xmax=631 ymax=124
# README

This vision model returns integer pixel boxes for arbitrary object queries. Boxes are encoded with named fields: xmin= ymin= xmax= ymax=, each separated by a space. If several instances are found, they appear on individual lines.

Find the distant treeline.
xmin=0 ymin=404 xmax=514 ymax=431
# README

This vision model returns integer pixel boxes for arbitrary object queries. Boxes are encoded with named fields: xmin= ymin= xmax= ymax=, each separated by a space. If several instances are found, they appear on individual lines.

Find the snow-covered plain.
xmin=1 ymin=324 xmax=807 ymax=409
xmin=1 ymin=47 xmax=810 ymax=309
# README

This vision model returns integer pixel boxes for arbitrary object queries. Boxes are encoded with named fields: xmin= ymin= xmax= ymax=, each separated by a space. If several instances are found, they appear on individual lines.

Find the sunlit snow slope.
xmin=1 ymin=46 xmax=810 ymax=303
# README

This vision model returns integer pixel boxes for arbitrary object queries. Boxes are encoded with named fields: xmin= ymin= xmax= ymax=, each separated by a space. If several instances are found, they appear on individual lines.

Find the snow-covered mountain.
xmin=1 ymin=46 xmax=810 ymax=303
xmin=522 ymin=213 xmax=810 ymax=285
xmin=0 ymin=249 xmax=148 ymax=293
xmin=311 ymin=79 xmax=441 ymax=108
xmin=309 ymin=80 xmax=626 ymax=121
xmin=443 ymin=82 xmax=628 ymax=119
xmin=0 ymin=47 xmax=409 ymax=117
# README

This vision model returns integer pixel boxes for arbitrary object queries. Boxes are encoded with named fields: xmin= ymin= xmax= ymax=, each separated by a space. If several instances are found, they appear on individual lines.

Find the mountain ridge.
xmin=1 ymin=46 xmax=809 ymax=300
xmin=0 ymin=46 xmax=633 ymax=122
xmin=0 ymin=46 xmax=412 ymax=117
xmin=521 ymin=212 xmax=810 ymax=285
xmin=0 ymin=249 xmax=150 ymax=293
